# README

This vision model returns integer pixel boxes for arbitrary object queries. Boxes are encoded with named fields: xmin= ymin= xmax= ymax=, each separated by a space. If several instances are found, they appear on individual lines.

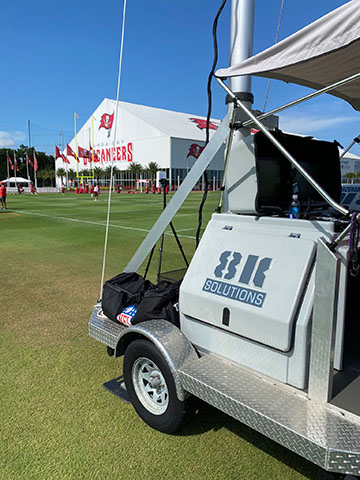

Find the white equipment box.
xmin=180 ymin=214 xmax=335 ymax=388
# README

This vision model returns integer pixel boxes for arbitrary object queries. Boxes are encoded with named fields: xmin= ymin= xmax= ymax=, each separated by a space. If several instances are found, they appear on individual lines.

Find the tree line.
xmin=56 ymin=161 xmax=160 ymax=185
xmin=0 ymin=146 xmax=161 ymax=187
xmin=0 ymin=145 xmax=55 ymax=186
xmin=344 ymin=172 xmax=360 ymax=183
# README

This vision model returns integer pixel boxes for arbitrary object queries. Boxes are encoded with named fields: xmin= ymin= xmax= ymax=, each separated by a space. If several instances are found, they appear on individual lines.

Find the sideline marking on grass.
xmin=13 ymin=209 xmax=196 ymax=239
xmin=0 ymin=212 xmax=21 ymax=219
xmin=175 ymin=227 xmax=196 ymax=232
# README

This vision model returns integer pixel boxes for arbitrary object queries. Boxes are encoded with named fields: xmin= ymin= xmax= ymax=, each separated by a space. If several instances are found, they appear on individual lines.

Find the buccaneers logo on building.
xmin=190 ymin=118 xmax=219 ymax=131
xmin=99 ymin=112 xmax=114 ymax=137
xmin=187 ymin=143 xmax=205 ymax=159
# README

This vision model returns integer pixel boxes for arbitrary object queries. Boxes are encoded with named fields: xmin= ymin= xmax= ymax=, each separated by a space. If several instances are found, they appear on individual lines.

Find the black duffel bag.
xmin=101 ymin=272 xmax=153 ymax=322
xmin=132 ymin=280 xmax=181 ymax=327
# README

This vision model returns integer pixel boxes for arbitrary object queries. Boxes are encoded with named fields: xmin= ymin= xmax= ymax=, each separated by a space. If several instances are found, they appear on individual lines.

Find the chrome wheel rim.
xmin=132 ymin=357 xmax=169 ymax=415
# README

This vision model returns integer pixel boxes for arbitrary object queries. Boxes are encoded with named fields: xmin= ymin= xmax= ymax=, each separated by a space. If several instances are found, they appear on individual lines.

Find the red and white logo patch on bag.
xmin=117 ymin=305 xmax=137 ymax=326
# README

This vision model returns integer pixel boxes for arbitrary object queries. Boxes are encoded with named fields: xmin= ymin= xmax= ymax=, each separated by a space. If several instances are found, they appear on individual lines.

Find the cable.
xmin=99 ymin=0 xmax=127 ymax=299
xmin=262 ymin=0 xmax=285 ymax=112
xmin=195 ymin=0 xmax=227 ymax=248
xmin=349 ymin=213 xmax=360 ymax=277
xmin=31 ymin=123 xmax=73 ymax=134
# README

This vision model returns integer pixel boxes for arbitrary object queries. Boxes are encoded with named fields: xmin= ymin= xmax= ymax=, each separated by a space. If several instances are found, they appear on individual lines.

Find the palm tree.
xmin=345 ymin=172 xmax=355 ymax=184
xmin=68 ymin=169 xmax=76 ymax=181
xmin=36 ymin=170 xmax=45 ymax=187
xmin=47 ymin=169 xmax=55 ymax=187
xmin=128 ymin=162 xmax=143 ymax=189
xmin=93 ymin=167 xmax=103 ymax=184
xmin=145 ymin=161 xmax=160 ymax=183
xmin=57 ymin=168 xmax=66 ymax=184
xmin=67 ymin=169 xmax=76 ymax=187
xmin=103 ymin=165 xmax=113 ymax=177
xmin=38 ymin=167 xmax=55 ymax=187
xmin=103 ymin=165 xmax=119 ymax=190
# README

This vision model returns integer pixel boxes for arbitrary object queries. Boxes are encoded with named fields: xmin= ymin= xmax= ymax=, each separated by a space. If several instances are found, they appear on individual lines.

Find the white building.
xmin=56 ymin=97 xmax=360 ymax=190
xmin=340 ymin=150 xmax=360 ymax=181
xmin=56 ymin=99 xmax=225 ymax=189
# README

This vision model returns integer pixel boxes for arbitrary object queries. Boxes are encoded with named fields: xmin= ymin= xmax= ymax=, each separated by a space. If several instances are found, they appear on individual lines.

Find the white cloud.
xmin=0 ymin=130 xmax=26 ymax=147
xmin=0 ymin=132 xmax=15 ymax=147
xmin=279 ymin=114 xmax=354 ymax=135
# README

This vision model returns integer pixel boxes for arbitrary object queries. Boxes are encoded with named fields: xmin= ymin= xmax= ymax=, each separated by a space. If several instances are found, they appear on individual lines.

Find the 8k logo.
xmin=202 ymin=251 xmax=272 ymax=308
xmin=214 ymin=251 xmax=272 ymax=289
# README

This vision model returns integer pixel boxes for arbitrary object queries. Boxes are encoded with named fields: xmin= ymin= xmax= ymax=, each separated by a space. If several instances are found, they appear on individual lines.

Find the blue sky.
xmin=1 ymin=0 xmax=359 ymax=157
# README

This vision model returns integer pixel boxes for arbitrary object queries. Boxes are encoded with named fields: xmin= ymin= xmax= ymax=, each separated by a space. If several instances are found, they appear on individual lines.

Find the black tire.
xmin=107 ymin=346 xmax=115 ymax=357
xmin=123 ymin=338 xmax=190 ymax=433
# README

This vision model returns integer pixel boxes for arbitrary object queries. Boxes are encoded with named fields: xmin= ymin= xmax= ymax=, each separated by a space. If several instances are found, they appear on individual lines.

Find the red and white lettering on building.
xmin=90 ymin=142 xmax=133 ymax=164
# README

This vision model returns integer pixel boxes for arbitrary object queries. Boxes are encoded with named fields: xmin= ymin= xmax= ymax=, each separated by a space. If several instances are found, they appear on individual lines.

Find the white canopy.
xmin=215 ymin=0 xmax=360 ymax=110
xmin=1 ymin=177 xmax=31 ymax=183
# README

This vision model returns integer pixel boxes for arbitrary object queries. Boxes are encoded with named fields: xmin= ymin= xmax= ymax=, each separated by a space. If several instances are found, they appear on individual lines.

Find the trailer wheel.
xmin=123 ymin=339 xmax=189 ymax=433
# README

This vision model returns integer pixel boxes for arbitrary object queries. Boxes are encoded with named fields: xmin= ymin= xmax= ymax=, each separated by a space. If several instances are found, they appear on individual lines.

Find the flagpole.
xmin=88 ymin=125 xmax=91 ymax=170
xmin=14 ymin=152 xmax=17 ymax=189
xmin=34 ymin=150 xmax=37 ymax=190
xmin=74 ymin=113 xmax=78 ymax=178
xmin=28 ymin=120 xmax=32 ymax=185
xmin=26 ymin=153 xmax=30 ymax=182
xmin=6 ymin=150 xmax=9 ymax=181
xmin=91 ymin=116 xmax=95 ymax=178
xmin=61 ymin=128 xmax=68 ymax=187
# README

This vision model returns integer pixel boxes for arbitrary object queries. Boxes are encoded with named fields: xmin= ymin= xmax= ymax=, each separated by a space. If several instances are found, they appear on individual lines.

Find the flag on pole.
xmin=55 ymin=145 xmax=70 ymax=163
xmin=33 ymin=152 xmax=38 ymax=172
xmin=66 ymin=144 xmax=79 ymax=162
xmin=99 ymin=112 xmax=114 ymax=131
xmin=78 ymin=146 xmax=91 ymax=158
xmin=14 ymin=152 xmax=19 ymax=171
xmin=66 ymin=144 xmax=76 ymax=156
xmin=90 ymin=146 xmax=100 ymax=162
xmin=74 ymin=112 xmax=79 ymax=119
xmin=186 ymin=144 xmax=205 ymax=159
xmin=7 ymin=152 xmax=14 ymax=170
xmin=55 ymin=145 xmax=62 ymax=158
xmin=26 ymin=153 xmax=34 ymax=168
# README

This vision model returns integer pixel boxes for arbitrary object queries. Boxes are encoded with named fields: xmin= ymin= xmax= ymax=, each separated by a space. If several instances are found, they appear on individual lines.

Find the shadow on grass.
xmin=177 ymin=400 xmax=319 ymax=479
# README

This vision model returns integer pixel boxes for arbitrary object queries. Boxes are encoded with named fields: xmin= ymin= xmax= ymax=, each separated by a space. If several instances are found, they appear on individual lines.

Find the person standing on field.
xmin=94 ymin=184 xmax=100 ymax=201
xmin=0 ymin=182 xmax=7 ymax=210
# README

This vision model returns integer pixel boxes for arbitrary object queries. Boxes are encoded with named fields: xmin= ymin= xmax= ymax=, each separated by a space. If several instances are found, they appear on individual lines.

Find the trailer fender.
xmin=115 ymin=319 xmax=198 ymax=401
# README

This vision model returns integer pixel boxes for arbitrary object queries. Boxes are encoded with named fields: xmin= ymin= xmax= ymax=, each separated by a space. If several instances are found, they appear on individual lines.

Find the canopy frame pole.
xmin=216 ymin=72 xmax=360 ymax=129
xmin=216 ymin=77 xmax=349 ymax=216
xmin=340 ymin=133 xmax=360 ymax=159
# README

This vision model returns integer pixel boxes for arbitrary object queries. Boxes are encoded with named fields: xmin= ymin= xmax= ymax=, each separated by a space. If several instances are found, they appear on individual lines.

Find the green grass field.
xmin=1 ymin=192 xmax=318 ymax=480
